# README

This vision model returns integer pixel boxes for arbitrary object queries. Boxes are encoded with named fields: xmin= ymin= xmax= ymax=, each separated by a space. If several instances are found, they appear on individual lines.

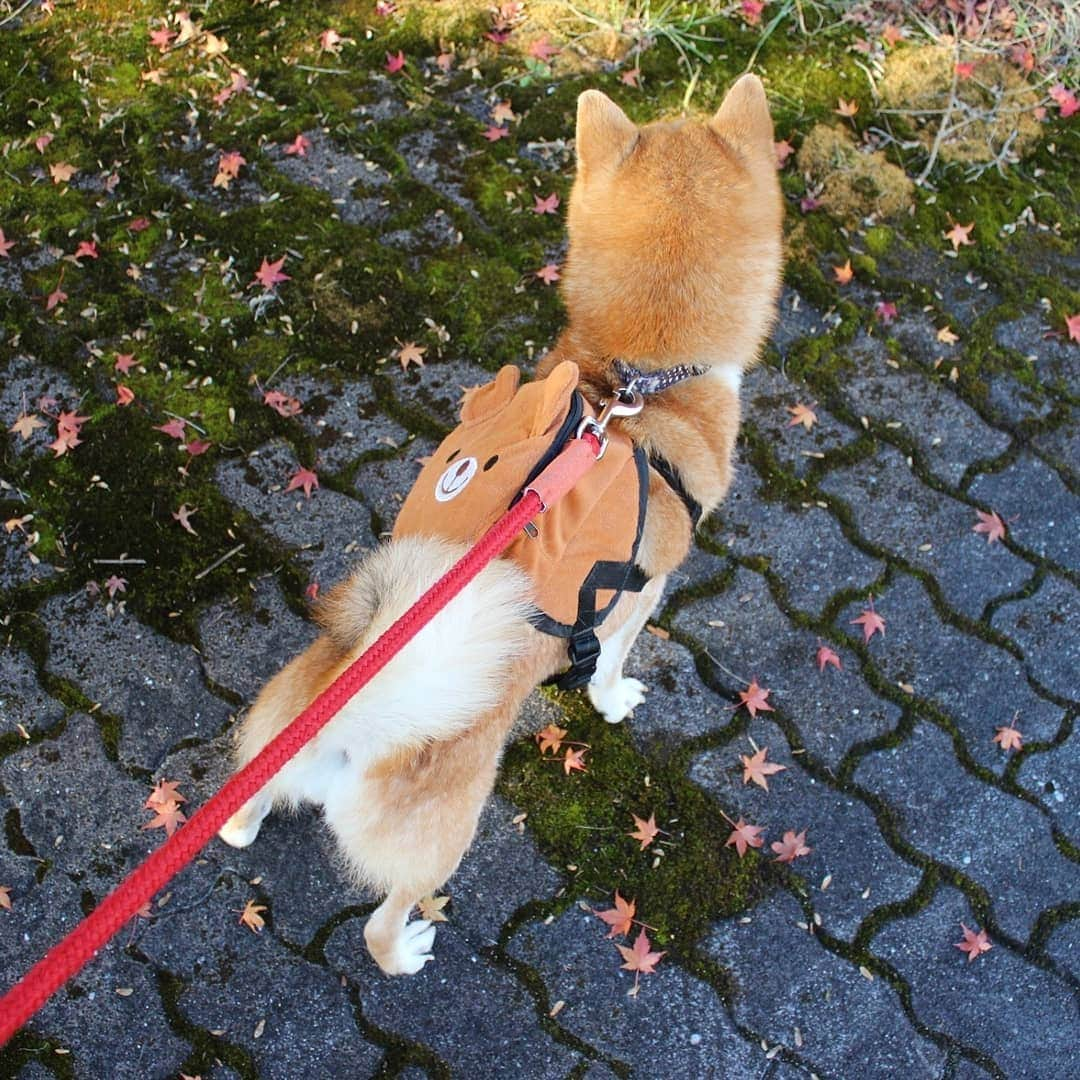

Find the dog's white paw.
xmin=390 ymin=919 xmax=436 ymax=975
xmin=588 ymin=676 xmax=648 ymax=724
xmin=217 ymin=813 xmax=263 ymax=849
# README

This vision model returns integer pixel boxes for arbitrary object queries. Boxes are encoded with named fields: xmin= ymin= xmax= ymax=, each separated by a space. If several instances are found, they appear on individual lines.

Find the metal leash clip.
xmin=576 ymin=385 xmax=644 ymax=460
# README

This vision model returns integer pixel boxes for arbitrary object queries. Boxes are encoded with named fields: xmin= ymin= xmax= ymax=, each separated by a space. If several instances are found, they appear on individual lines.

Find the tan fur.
xmin=218 ymin=76 xmax=784 ymax=976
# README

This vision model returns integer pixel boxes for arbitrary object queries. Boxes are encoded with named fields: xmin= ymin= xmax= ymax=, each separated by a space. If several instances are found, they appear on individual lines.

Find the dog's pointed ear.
xmin=576 ymin=90 xmax=637 ymax=173
xmin=710 ymin=74 xmax=774 ymax=151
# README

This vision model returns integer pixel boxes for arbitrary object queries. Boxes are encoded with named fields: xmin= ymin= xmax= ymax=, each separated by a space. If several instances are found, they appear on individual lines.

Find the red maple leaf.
xmin=944 ymin=221 xmax=975 ymax=251
xmin=563 ymin=746 xmax=587 ymax=774
xmin=786 ymin=402 xmax=818 ymax=430
xmin=628 ymin=813 xmax=659 ymax=851
xmin=44 ymin=281 xmax=67 ymax=312
xmin=49 ymin=427 xmax=81 ymax=456
xmin=875 ymin=300 xmax=898 ymax=324
xmin=816 ymin=643 xmax=842 ymax=672
xmin=973 ymin=510 xmax=1006 ymax=544
xmin=105 ymin=574 xmax=127 ymax=599
xmin=172 ymin=505 xmax=198 ymax=535
xmin=725 ymin=818 xmax=765 ymax=857
xmin=528 ymin=35 xmax=559 ymax=62
xmin=252 ymin=256 xmax=290 ymax=291
xmin=142 ymin=800 xmax=186 ymax=836
xmin=535 ymin=723 xmax=568 ymax=755
xmin=740 ymin=746 xmax=787 ymax=790
xmin=954 ymin=923 xmax=992 ymax=961
xmin=0 ymin=228 xmax=15 ymax=257
xmin=0 ymin=885 xmax=11 ymax=912
xmin=183 ymin=439 xmax=211 ymax=456
xmin=616 ymin=929 xmax=666 ymax=995
xmin=283 ymin=134 xmax=311 ymax=157
xmin=114 ymin=353 xmax=138 ymax=374
xmin=851 ymin=598 xmax=885 ymax=643
xmin=285 ymin=466 xmax=319 ymax=498
xmin=771 ymin=828 xmax=812 ymax=863
xmin=149 ymin=27 xmax=176 ymax=52
xmin=532 ymin=192 xmax=559 ymax=215
xmin=774 ymin=138 xmax=794 ymax=168
xmin=993 ymin=724 xmax=1023 ymax=752
xmin=128 ymin=217 xmax=151 ymax=233
xmin=736 ymin=679 xmax=774 ymax=717
xmin=1066 ymin=313 xmax=1080 ymax=343
xmin=385 ymin=50 xmax=406 ymax=74
xmin=116 ymin=384 xmax=134 ymax=406
xmin=73 ymin=239 xmax=99 ymax=261
xmin=263 ymin=389 xmax=303 ymax=417
xmin=145 ymin=779 xmax=187 ymax=810
xmin=620 ymin=68 xmax=640 ymax=87
xmin=1049 ymin=84 xmax=1079 ymax=119
xmin=535 ymin=263 xmax=560 ymax=285
xmin=154 ymin=417 xmax=187 ymax=440
xmin=482 ymin=125 xmax=510 ymax=142
xmin=595 ymin=891 xmax=635 ymax=938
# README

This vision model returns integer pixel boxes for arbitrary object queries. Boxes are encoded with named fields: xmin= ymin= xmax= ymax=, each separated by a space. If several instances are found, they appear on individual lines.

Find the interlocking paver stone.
xmin=837 ymin=574 xmax=1064 ymax=775
xmin=352 ymin=440 xmax=435 ymax=535
xmin=838 ymin=331 xmax=1011 ymax=485
xmin=507 ymin=907 xmax=761 ymax=1079
xmin=820 ymin=446 xmax=1031 ymax=619
xmin=277 ymin=372 xmax=407 ymax=474
xmin=854 ymin=722 xmax=1080 ymax=943
xmin=40 ymin=593 xmax=231 ymax=772
xmin=1015 ymin=727 xmax=1077 ymax=839
xmin=198 ymin=574 xmax=319 ymax=702
xmin=672 ymin=568 xmax=902 ymax=772
xmin=690 ymin=719 xmax=922 ymax=942
xmin=871 ymin=884 xmax=1076 ymax=1079
xmin=742 ymin=362 xmax=857 ymax=476
xmin=0 ymin=647 xmax=65 ymax=738
xmin=990 ymin=574 xmax=1080 ymax=703
xmin=215 ymin=439 xmax=376 ymax=584
xmin=703 ymin=891 xmax=946 ymax=1080
xmin=969 ymin=453 xmax=1079 ymax=571
xmin=995 ymin=312 xmax=1078 ymax=388
xmin=326 ymin=918 xmax=581 ymax=1079
xmin=0 ymin=355 xmax=78 ymax=460
xmin=707 ymin=466 xmax=885 ymax=617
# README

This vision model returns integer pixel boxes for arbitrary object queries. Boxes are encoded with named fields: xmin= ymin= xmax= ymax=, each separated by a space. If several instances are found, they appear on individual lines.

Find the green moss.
xmin=864 ymin=226 xmax=893 ymax=256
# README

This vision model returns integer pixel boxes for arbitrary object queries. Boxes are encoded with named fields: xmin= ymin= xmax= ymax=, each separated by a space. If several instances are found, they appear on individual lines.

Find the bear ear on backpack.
xmin=460 ymin=365 xmax=521 ymax=423
xmin=529 ymin=360 xmax=580 ymax=437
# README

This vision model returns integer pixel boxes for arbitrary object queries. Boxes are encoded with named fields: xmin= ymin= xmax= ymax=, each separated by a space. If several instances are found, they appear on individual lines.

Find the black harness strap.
xmin=648 ymin=453 xmax=703 ymax=530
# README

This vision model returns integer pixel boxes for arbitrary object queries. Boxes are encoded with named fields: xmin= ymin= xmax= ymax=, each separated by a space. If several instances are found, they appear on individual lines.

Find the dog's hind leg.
xmin=219 ymin=636 xmax=349 ymax=849
xmin=588 ymin=574 xmax=667 ymax=724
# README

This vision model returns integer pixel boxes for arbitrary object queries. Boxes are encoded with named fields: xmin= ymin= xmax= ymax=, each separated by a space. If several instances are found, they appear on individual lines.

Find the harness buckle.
xmin=576 ymin=386 xmax=644 ymax=460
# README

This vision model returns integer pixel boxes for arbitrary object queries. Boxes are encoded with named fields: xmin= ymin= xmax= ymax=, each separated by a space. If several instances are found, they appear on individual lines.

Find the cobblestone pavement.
xmin=1 ymin=11 xmax=1078 ymax=1079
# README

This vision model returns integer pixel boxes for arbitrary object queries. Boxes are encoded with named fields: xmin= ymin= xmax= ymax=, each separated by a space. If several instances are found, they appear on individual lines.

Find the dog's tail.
xmin=300 ymin=535 xmax=536 ymax=759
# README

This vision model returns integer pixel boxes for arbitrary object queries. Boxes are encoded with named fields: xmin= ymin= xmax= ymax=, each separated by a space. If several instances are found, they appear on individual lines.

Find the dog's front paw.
xmin=383 ymin=919 xmax=436 ymax=976
xmin=588 ymin=676 xmax=648 ymax=724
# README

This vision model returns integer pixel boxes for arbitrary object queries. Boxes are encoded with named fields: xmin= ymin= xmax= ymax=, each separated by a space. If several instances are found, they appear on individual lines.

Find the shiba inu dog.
xmin=217 ymin=76 xmax=784 ymax=975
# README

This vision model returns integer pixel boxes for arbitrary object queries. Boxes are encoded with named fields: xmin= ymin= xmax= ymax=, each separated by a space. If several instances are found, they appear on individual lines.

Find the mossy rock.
xmin=796 ymin=124 xmax=914 ymax=221
xmin=880 ymin=44 xmax=1042 ymax=164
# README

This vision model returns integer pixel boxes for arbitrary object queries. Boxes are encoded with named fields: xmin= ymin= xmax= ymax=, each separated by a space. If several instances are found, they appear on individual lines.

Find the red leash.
xmin=0 ymin=433 xmax=601 ymax=1045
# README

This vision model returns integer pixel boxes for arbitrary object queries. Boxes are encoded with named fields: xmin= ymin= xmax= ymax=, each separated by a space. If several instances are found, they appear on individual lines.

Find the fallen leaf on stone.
xmin=645 ymin=623 xmax=669 ymax=639
xmin=936 ymin=326 xmax=959 ymax=345
xmin=263 ymin=389 xmax=303 ymax=417
xmin=787 ymin=402 xmax=818 ymax=430
xmin=9 ymin=413 xmax=46 ymax=440
xmin=833 ymin=260 xmax=853 ymax=285
xmin=142 ymin=800 xmax=186 ymax=837
xmin=596 ymin=890 xmax=635 ymax=938
xmin=417 ymin=894 xmax=450 ymax=923
xmin=850 ymin=598 xmax=885 ymax=643
xmin=0 ymin=885 xmax=11 ymax=912
xmin=1066 ymin=313 xmax=1080 ymax=343
xmin=725 ymin=818 xmax=765 ymax=857
xmin=771 ymin=828 xmax=811 ymax=863
xmin=736 ymin=679 xmax=774 ymax=717
xmin=740 ymin=746 xmax=786 ymax=790
xmin=616 ymin=928 xmax=666 ymax=995
xmin=816 ymin=644 xmax=842 ymax=673
xmin=283 ymin=134 xmax=312 ymax=157
xmin=954 ymin=923 xmax=992 ymax=961
xmin=239 ymin=900 xmax=267 ymax=933
xmin=629 ymin=812 xmax=659 ymax=851
xmin=874 ymin=300 xmax=898 ymax=324
xmin=285 ymin=466 xmax=319 ymax=498
xmin=146 ymin=779 xmax=187 ymax=810
xmin=535 ymin=723 xmax=568 ymax=755
xmin=214 ymin=150 xmax=246 ymax=189
xmin=973 ymin=510 xmax=1006 ymax=544
xmin=993 ymin=723 xmax=1023 ymax=751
